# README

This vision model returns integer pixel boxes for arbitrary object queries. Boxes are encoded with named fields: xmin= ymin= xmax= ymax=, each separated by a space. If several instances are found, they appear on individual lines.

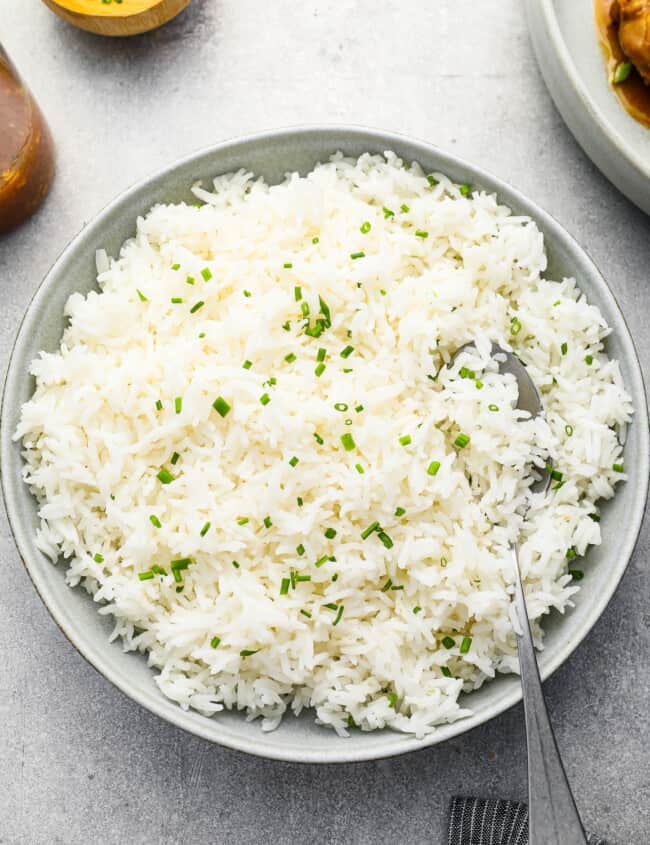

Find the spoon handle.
xmin=512 ymin=547 xmax=588 ymax=845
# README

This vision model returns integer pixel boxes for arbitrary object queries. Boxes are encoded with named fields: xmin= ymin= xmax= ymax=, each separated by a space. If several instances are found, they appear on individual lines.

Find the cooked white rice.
xmin=15 ymin=152 xmax=632 ymax=737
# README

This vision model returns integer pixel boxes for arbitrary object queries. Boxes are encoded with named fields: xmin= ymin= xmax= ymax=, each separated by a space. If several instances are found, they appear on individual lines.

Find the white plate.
xmin=526 ymin=0 xmax=650 ymax=215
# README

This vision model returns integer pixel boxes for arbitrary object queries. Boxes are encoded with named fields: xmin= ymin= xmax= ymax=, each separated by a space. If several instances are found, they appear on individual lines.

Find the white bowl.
xmin=2 ymin=126 xmax=648 ymax=762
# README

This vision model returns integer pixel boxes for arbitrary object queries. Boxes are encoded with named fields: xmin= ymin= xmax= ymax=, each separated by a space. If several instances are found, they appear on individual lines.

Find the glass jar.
xmin=0 ymin=45 xmax=55 ymax=233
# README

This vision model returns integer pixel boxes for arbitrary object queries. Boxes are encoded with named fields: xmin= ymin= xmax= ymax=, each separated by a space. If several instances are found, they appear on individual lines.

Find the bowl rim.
xmin=2 ymin=123 xmax=648 ymax=763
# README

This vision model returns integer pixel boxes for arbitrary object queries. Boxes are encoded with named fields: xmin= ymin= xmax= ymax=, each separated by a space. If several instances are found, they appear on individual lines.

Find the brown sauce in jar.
xmin=0 ymin=47 xmax=55 ymax=233
xmin=594 ymin=0 xmax=650 ymax=128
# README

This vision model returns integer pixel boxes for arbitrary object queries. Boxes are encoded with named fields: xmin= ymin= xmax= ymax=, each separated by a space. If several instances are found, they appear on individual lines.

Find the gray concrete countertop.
xmin=1 ymin=2 xmax=648 ymax=843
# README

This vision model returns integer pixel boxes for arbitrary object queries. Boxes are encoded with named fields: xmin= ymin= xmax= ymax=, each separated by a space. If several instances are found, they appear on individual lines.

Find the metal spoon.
xmin=448 ymin=342 xmax=588 ymax=845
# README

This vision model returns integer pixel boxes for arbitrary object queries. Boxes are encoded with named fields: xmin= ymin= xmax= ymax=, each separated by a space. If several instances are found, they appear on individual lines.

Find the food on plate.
xmin=595 ymin=0 xmax=650 ymax=126
xmin=15 ymin=153 xmax=631 ymax=737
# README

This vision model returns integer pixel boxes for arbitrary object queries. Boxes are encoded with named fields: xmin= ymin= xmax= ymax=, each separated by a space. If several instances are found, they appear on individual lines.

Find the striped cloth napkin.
xmin=449 ymin=797 xmax=608 ymax=845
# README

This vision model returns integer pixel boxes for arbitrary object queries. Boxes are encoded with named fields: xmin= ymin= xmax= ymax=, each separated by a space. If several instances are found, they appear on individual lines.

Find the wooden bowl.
xmin=41 ymin=0 xmax=192 ymax=37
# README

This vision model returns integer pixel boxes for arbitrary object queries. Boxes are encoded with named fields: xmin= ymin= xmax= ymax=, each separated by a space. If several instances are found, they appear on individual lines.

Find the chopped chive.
xmin=198 ymin=332 xmax=205 ymax=338
xmin=315 ymin=556 xmax=330 ymax=568
xmin=360 ymin=221 xmax=371 ymax=234
xmin=383 ymin=206 xmax=395 ymax=218
xmin=296 ymin=544 xmax=305 ymax=556
xmin=297 ymin=496 xmax=304 ymax=507
xmin=317 ymin=347 xmax=327 ymax=362
xmin=427 ymin=174 xmax=438 ymax=186
xmin=312 ymin=236 xmax=319 ymax=244
xmin=136 ymin=289 xmax=148 ymax=302
xmin=284 ymin=262 xmax=293 ymax=269
xmin=440 ymin=557 xmax=448 ymax=568
xmin=400 ymin=204 xmax=410 ymax=213
xmin=569 ymin=569 xmax=584 ymax=580
xmin=318 ymin=296 xmax=331 ymax=326
xmin=313 ymin=432 xmax=324 ymax=445
xmin=488 ymin=403 xmax=499 ymax=412
xmin=460 ymin=636 xmax=472 ymax=654
xmin=340 ymin=433 xmax=356 ymax=451
xmin=295 ymin=574 xmax=311 ymax=582
xmin=138 ymin=570 xmax=154 ymax=581
xmin=170 ymin=451 xmax=180 ymax=465
xmin=390 ymin=584 xmax=403 ymax=591
xmin=510 ymin=316 xmax=522 ymax=336
xmin=340 ymin=345 xmax=354 ymax=359
xmin=243 ymin=360 xmax=253 ymax=369
xmin=381 ymin=578 xmax=393 ymax=592
xmin=288 ymin=456 xmax=299 ymax=468
xmin=323 ymin=602 xmax=338 ymax=611
xmin=315 ymin=362 xmax=326 ymax=377
xmin=280 ymin=578 xmax=290 ymax=595
xmin=190 ymin=300 xmax=205 ymax=313
xmin=355 ymin=463 xmax=364 ymax=474
xmin=354 ymin=404 xmax=363 ymax=413
xmin=427 ymin=461 xmax=441 ymax=476
xmin=399 ymin=435 xmax=412 ymax=446
xmin=394 ymin=506 xmax=406 ymax=517
xmin=151 ymin=565 xmax=167 ymax=576
xmin=613 ymin=463 xmax=624 ymax=473
xmin=171 ymin=263 xmax=180 ymax=270
xmin=263 ymin=516 xmax=272 ymax=529
xmin=172 ymin=568 xmax=183 ymax=583
xmin=149 ymin=515 xmax=162 ymax=528
xmin=171 ymin=297 xmax=183 ymax=304
xmin=237 ymin=517 xmax=249 ymax=525
xmin=415 ymin=230 xmax=429 ymax=238
xmin=244 ymin=290 xmax=252 ymax=298
xmin=93 ymin=553 xmax=104 ymax=563
xmin=343 ymin=368 xmax=353 ymax=373
xmin=212 ymin=396 xmax=231 ymax=417
xmin=157 ymin=468 xmax=175 ymax=484
xmin=350 ymin=251 xmax=365 ymax=260
xmin=613 ymin=60 xmax=633 ymax=84
xmin=334 ymin=402 xmax=348 ymax=412
xmin=260 ymin=393 xmax=271 ymax=406
xmin=459 ymin=183 xmax=472 ymax=197
xmin=387 ymin=692 xmax=398 ymax=710
xmin=561 ymin=342 xmax=568 ymax=356
xmin=300 ymin=609 xmax=312 ymax=618
xmin=585 ymin=355 xmax=593 ymax=365
xmin=566 ymin=547 xmax=577 ymax=560
xmin=441 ymin=666 xmax=452 ymax=678
xmin=413 ymin=606 xmax=422 ymax=614
xmin=361 ymin=521 xmax=380 ymax=540
xmin=333 ymin=605 xmax=344 ymax=625
xmin=331 ymin=573 xmax=338 ymax=582
xmin=454 ymin=433 xmax=470 ymax=449
xmin=475 ymin=379 xmax=483 ymax=389
xmin=155 ymin=399 xmax=163 ymax=411
xmin=210 ymin=636 xmax=221 ymax=649
xmin=300 ymin=301 xmax=310 ymax=318
xmin=186 ymin=275 xmax=195 ymax=285
xmin=553 ymin=299 xmax=560 ymax=306
xmin=442 ymin=636 xmax=455 ymax=649
xmin=171 ymin=558 xmax=192 ymax=569
xmin=200 ymin=521 xmax=211 ymax=537
xmin=284 ymin=352 xmax=297 ymax=363
xmin=294 ymin=286 xmax=302 ymax=302
xmin=240 ymin=649 xmax=259 ymax=657
xmin=589 ymin=513 xmax=601 ymax=522
xmin=324 ymin=527 xmax=337 ymax=539
xmin=377 ymin=531 xmax=393 ymax=549
xmin=548 ymin=467 xmax=563 ymax=482
xmin=174 ymin=396 xmax=182 ymax=414
xmin=232 ymin=560 xmax=240 ymax=568
xmin=201 ymin=267 xmax=212 ymax=281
